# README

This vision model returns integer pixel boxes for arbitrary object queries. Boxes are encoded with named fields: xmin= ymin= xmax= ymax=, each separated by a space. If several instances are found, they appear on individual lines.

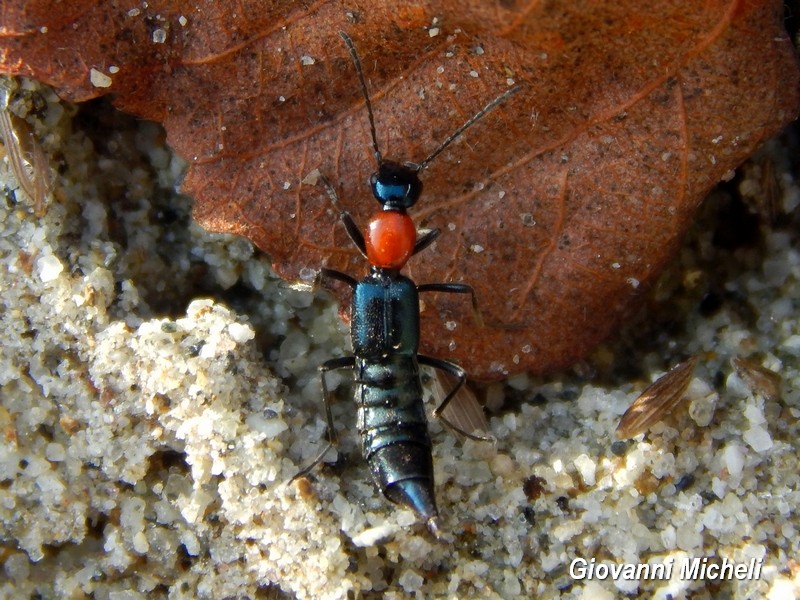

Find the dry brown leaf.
xmin=1 ymin=1 xmax=798 ymax=379
xmin=431 ymin=371 xmax=490 ymax=441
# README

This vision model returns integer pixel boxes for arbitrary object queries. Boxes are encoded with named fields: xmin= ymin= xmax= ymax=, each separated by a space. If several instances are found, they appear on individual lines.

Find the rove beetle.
xmin=292 ymin=32 xmax=520 ymax=536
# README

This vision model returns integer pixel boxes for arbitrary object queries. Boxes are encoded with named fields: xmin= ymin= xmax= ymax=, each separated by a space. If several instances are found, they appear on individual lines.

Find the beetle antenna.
xmin=340 ymin=31 xmax=382 ymax=166
xmin=414 ymin=84 xmax=522 ymax=172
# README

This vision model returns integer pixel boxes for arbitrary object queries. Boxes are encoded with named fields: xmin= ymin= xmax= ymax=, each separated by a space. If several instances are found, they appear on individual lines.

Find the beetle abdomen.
xmin=355 ymin=356 xmax=437 ymax=522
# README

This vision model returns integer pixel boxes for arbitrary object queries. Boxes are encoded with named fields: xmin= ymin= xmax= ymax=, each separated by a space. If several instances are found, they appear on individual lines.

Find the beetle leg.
xmin=320 ymin=268 xmax=357 ymax=289
xmin=289 ymin=355 xmax=355 ymax=483
xmin=338 ymin=210 xmax=367 ymax=257
xmin=319 ymin=174 xmax=367 ymax=257
xmin=419 ymin=355 xmax=493 ymax=442
xmin=417 ymin=282 xmax=484 ymax=327
xmin=412 ymin=228 xmax=441 ymax=256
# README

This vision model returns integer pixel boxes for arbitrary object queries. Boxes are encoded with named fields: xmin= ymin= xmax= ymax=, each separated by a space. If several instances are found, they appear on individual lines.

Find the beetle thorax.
xmin=364 ymin=210 xmax=416 ymax=270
